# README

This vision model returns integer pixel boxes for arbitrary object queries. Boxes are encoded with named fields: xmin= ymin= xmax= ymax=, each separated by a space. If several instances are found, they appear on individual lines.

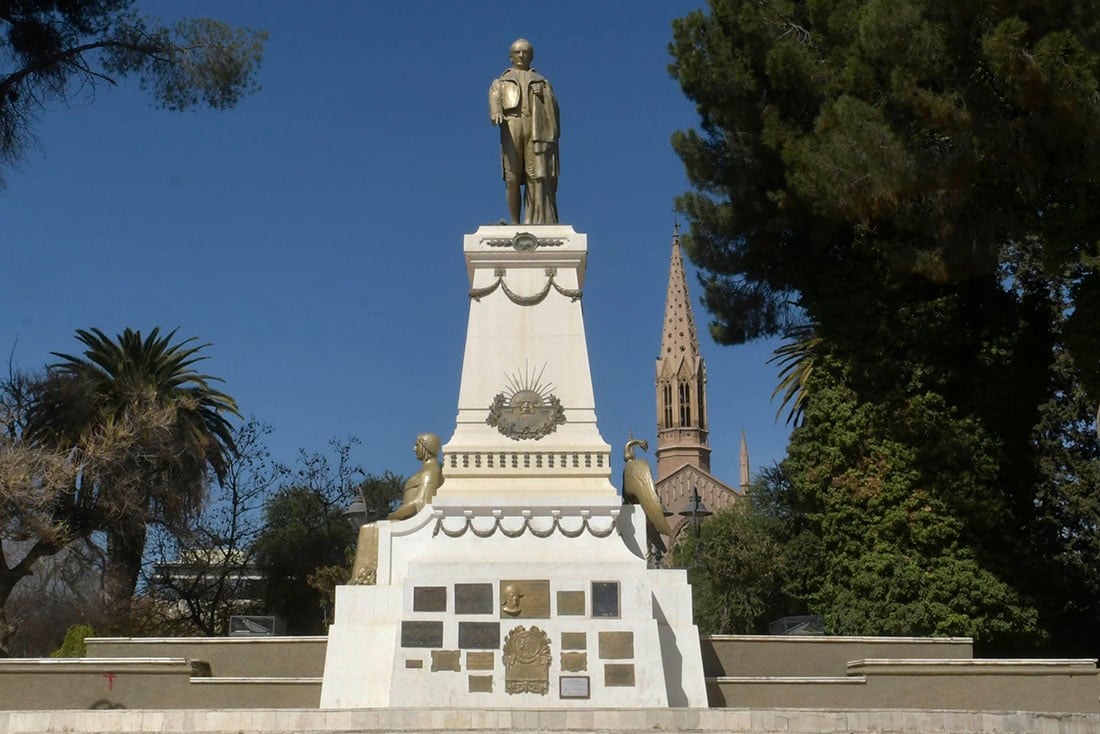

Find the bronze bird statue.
xmin=622 ymin=435 xmax=673 ymax=552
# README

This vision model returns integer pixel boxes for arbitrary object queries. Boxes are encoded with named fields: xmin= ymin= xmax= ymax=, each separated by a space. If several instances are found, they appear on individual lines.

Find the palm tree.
xmin=768 ymin=325 xmax=822 ymax=427
xmin=29 ymin=327 xmax=239 ymax=613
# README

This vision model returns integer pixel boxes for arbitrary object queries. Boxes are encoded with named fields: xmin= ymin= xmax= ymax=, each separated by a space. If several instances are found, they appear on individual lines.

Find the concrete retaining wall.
xmin=708 ymin=659 xmax=1100 ymax=713
xmin=0 ymin=659 xmax=194 ymax=711
xmin=700 ymin=634 xmax=973 ymax=677
xmin=85 ymin=637 xmax=326 ymax=678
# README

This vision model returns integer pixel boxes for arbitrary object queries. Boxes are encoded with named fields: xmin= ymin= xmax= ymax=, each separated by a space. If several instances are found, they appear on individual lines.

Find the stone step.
xmin=1 ymin=706 xmax=1098 ymax=734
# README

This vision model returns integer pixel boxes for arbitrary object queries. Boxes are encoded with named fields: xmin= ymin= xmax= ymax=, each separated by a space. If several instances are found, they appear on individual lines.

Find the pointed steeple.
xmin=739 ymin=430 xmax=750 ymax=491
xmin=659 ymin=225 xmax=701 ymax=361
xmin=655 ymin=227 xmax=711 ymax=481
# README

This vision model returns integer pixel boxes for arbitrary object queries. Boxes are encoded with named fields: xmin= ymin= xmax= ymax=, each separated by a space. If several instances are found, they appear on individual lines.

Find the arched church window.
xmin=679 ymin=381 xmax=691 ymax=426
xmin=697 ymin=375 xmax=706 ymax=430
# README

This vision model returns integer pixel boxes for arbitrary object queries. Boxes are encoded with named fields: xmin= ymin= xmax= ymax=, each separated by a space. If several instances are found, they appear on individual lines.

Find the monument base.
xmin=319 ymin=505 xmax=706 ymax=708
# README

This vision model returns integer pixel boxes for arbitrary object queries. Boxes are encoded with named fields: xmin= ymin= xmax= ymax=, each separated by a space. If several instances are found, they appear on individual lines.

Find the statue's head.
xmin=415 ymin=432 xmax=441 ymax=459
xmin=510 ymin=38 xmax=534 ymax=70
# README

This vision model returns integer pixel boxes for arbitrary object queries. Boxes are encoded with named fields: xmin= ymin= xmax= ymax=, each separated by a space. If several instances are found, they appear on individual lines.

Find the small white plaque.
xmin=559 ymin=675 xmax=590 ymax=699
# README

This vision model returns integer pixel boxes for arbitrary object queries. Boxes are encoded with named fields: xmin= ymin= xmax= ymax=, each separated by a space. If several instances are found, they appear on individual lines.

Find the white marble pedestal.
xmin=319 ymin=505 xmax=706 ymax=708
xmin=320 ymin=225 xmax=706 ymax=708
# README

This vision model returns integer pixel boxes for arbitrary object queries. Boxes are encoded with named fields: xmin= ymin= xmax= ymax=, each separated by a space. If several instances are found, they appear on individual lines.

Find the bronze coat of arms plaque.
xmin=503 ymin=625 xmax=551 ymax=695
xmin=485 ymin=364 xmax=565 ymax=441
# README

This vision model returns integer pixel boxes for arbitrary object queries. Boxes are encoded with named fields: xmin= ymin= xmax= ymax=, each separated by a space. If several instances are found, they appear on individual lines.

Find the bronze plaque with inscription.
xmin=556 ymin=590 xmax=585 ymax=616
xmin=466 ymin=651 xmax=495 ymax=671
xmin=560 ymin=632 xmax=586 ymax=650
xmin=455 ymin=583 xmax=494 ymax=614
xmin=604 ymin=663 xmax=635 ymax=687
xmin=405 ymin=658 xmax=424 ymax=669
xmin=591 ymin=581 xmax=620 ymax=618
xmin=468 ymin=675 xmax=493 ymax=693
xmin=598 ymin=631 xmax=634 ymax=659
xmin=413 ymin=586 xmax=447 ymax=612
xmin=459 ymin=621 xmax=500 ymax=649
xmin=431 ymin=649 xmax=461 ymax=672
xmin=401 ymin=621 xmax=443 ymax=648
xmin=503 ymin=625 xmax=551 ymax=695
xmin=499 ymin=580 xmax=551 ymax=618
xmin=561 ymin=651 xmax=587 ymax=672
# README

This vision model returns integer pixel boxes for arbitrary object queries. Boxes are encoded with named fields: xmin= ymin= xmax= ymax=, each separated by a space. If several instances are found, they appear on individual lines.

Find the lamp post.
xmin=342 ymin=498 xmax=367 ymax=528
xmin=679 ymin=486 xmax=712 ymax=560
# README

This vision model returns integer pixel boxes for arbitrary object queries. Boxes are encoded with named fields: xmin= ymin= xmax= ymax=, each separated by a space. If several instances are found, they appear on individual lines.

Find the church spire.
xmin=659 ymin=225 xmax=701 ymax=360
xmin=740 ymin=430 xmax=750 ymax=492
xmin=655 ymin=227 xmax=711 ymax=481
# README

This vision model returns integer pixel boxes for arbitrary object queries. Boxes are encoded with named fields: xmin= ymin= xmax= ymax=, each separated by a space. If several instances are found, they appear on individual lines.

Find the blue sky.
xmin=1 ymin=1 xmax=791 ymax=491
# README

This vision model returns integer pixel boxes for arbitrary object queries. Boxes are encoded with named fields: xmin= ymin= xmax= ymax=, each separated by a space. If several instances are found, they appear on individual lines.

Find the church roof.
xmin=657 ymin=461 xmax=738 ymax=501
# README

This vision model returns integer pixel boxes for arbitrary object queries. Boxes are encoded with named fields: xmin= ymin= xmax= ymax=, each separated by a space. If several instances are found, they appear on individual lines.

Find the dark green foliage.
xmin=253 ymin=483 xmax=356 ymax=635
xmin=357 ymin=472 xmax=404 ymax=524
xmin=670 ymin=0 xmax=1100 ymax=364
xmin=782 ymin=356 xmax=1042 ymax=643
xmin=251 ymin=440 xmax=401 ymax=634
xmin=0 ymin=0 xmax=266 ymax=182
xmin=670 ymin=0 xmax=1100 ymax=652
xmin=674 ymin=472 xmax=810 ymax=634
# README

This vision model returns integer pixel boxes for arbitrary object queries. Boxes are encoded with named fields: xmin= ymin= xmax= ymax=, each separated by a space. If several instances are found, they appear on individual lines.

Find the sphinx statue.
xmin=349 ymin=433 xmax=444 ymax=584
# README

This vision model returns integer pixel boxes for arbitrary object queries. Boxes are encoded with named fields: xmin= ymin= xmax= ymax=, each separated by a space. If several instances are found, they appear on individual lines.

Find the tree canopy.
xmin=0 ymin=0 xmax=266 ymax=183
xmin=670 ymin=0 xmax=1100 ymax=364
xmin=26 ymin=327 xmax=239 ymax=613
xmin=670 ymin=0 xmax=1100 ymax=652
xmin=252 ymin=440 xmax=402 ymax=634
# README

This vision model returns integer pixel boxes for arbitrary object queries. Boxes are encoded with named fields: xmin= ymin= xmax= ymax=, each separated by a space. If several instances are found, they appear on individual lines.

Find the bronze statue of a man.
xmin=489 ymin=38 xmax=560 ymax=224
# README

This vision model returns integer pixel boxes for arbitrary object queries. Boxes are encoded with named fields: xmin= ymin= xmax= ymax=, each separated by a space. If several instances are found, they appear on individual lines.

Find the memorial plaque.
xmin=405 ymin=658 xmax=424 ymax=669
xmin=455 ymin=583 xmax=494 ymax=614
xmin=459 ymin=621 xmax=500 ymax=649
xmin=499 ymin=580 xmax=551 ymax=618
xmin=468 ymin=675 xmax=493 ymax=693
xmin=466 ymin=651 xmax=495 ymax=671
xmin=413 ymin=586 xmax=447 ymax=612
xmin=431 ymin=649 xmax=461 ymax=672
xmin=559 ymin=676 xmax=590 ymax=699
xmin=591 ymin=581 xmax=620 ymax=618
xmin=598 ymin=631 xmax=634 ymax=659
xmin=401 ymin=620 xmax=443 ymax=648
xmin=561 ymin=651 xmax=587 ymax=672
xmin=556 ymin=590 xmax=585 ymax=616
xmin=604 ymin=663 xmax=635 ymax=687
xmin=503 ymin=625 xmax=551 ymax=695
xmin=561 ymin=632 xmax=586 ymax=650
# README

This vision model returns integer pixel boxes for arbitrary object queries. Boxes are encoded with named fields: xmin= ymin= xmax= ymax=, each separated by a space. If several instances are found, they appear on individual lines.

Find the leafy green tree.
xmin=1004 ymin=241 xmax=1100 ymax=654
xmin=356 ymin=471 xmax=405 ymax=525
xmin=781 ymin=355 xmax=1042 ymax=645
xmin=669 ymin=0 xmax=1100 ymax=650
xmin=26 ymin=327 xmax=239 ymax=615
xmin=670 ymin=0 xmax=1100 ymax=355
xmin=1 ymin=0 xmax=266 ymax=184
xmin=675 ymin=484 xmax=800 ymax=634
xmin=252 ymin=440 xmax=403 ymax=634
